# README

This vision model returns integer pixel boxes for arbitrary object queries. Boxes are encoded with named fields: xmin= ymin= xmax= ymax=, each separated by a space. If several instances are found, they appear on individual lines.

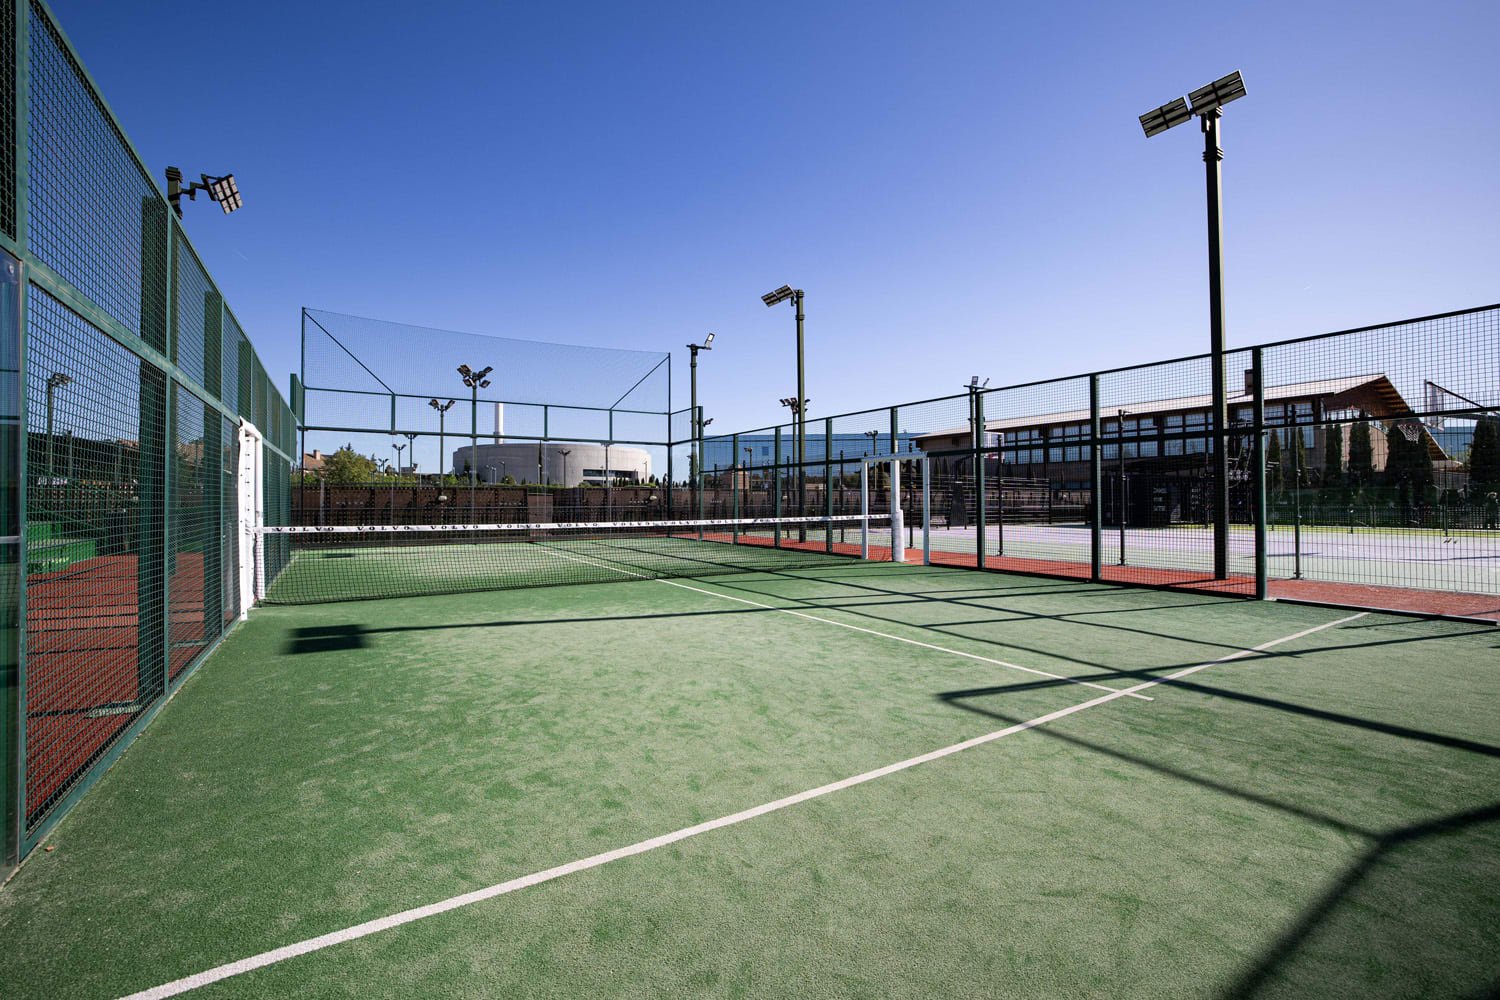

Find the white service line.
xmin=117 ymin=610 xmax=1365 ymax=1000
xmin=542 ymin=543 xmax=1151 ymax=701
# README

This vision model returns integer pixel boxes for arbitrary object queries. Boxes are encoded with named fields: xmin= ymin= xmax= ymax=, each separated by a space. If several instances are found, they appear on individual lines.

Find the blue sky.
xmin=51 ymin=0 xmax=1498 ymax=461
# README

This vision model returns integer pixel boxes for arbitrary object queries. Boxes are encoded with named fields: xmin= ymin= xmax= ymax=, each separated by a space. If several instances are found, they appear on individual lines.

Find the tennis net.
xmin=253 ymin=514 xmax=895 ymax=605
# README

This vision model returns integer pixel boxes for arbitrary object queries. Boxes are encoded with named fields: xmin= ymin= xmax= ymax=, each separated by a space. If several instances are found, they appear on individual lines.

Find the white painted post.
xmin=890 ymin=458 xmax=905 ymax=562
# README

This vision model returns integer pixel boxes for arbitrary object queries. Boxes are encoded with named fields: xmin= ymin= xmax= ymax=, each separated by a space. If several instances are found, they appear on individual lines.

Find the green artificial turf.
xmin=0 ymin=562 xmax=1495 ymax=998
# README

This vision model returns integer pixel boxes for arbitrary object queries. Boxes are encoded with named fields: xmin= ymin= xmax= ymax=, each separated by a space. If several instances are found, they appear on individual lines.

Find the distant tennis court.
xmin=1 ymin=544 xmax=1495 ymax=998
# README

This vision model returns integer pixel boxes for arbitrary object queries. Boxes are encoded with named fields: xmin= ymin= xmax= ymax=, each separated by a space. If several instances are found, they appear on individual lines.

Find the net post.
xmin=1251 ymin=346 xmax=1267 ymax=599
xmin=889 ymin=459 xmax=905 ymax=562
xmin=1089 ymin=374 xmax=1102 ymax=582
xmin=773 ymin=426 xmax=783 ymax=548
xmin=860 ymin=461 xmax=869 ymax=559
xmin=922 ymin=456 xmax=931 ymax=566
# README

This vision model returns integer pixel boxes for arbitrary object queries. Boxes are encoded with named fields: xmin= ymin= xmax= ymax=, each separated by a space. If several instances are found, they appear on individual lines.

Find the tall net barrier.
xmin=298 ymin=309 xmax=676 ymax=521
xmin=1 ymin=1 xmax=296 ymax=866
xmin=702 ymin=304 xmax=1500 ymax=617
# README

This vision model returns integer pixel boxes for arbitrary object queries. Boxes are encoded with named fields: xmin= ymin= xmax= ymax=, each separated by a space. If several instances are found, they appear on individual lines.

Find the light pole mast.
xmin=687 ymin=333 xmax=715 ymax=522
xmin=1139 ymin=70 xmax=1246 ymax=582
xmin=457 ymin=365 xmax=493 ymax=519
xmin=1202 ymin=108 xmax=1231 ymax=580
xmin=429 ymin=398 xmax=456 ymax=483
xmin=763 ymin=285 xmax=808 ymax=539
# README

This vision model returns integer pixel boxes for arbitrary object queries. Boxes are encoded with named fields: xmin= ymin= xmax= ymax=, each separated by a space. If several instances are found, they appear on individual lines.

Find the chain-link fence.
xmin=1 ymin=0 xmax=296 ymax=870
xmin=298 ymin=309 xmax=679 ymax=518
xmin=703 ymin=304 xmax=1500 ymax=614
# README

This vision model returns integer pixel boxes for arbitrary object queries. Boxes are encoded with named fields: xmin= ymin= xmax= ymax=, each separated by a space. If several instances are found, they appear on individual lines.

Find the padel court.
xmin=1 ymin=548 xmax=1495 ymax=998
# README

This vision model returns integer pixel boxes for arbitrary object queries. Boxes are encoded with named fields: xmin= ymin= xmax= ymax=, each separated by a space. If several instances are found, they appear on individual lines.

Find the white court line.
xmin=117 ymin=610 xmax=1365 ymax=1000
xmin=541 ymin=542 xmax=1152 ymax=701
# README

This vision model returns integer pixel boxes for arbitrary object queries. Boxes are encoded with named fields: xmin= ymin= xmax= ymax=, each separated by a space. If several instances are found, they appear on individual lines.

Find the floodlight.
xmin=165 ymin=166 xmax=244 ymax=218
xmin=1187 ymin=71 xmax=1246 ymax=116
xmin=762 ymin=285 xmax=795 ymax=307
xmin=702 ymin=418 xmax=714 ymax=428
xmin=457 ymin=364 xmax=471 ymax=376
xmin=48 ymin=372 xmax=72 ymax=389
xmin=477 ymin=366 xmax=494 ymax=378
xmin=704 ymin=332 xmax=715 ymax=347
xmin=1139 ymin=96 xmax=1191 ymax=138
xmin=203 ymin=174 xmax=241 ymax=214
xmin=479 ymin=379 xmax=491 ymax=388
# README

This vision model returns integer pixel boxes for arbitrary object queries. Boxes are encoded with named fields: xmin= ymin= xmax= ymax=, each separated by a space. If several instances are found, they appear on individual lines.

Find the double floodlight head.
xmin=779 ymin=396 xmax=809 ymax=413
xmin=429 ymin=397 xmax=457 ymax=412
xmin=48 ymin=371 xmax=72 ymax=389
xmin=1139 ymin=70 xmax=1246 ymax=138
xmin=761 ymin=285 xmax=797 ymax=307
xmin=968 ymin=376 xmax=990 ymax=389
xmin=165 ymin=166 xmax=242 ymax=217
xmin=458 ymin=364 xmax=493 ymax=390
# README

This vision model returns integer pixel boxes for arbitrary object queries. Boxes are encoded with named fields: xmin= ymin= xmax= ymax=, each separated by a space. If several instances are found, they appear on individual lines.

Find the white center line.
xmin=117 ymin=611 xmax=1364 ymax=1000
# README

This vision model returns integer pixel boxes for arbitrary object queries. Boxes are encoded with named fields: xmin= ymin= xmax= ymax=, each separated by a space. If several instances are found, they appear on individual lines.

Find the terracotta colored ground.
xmin=22 ymin=552 xmax=218 ymax=827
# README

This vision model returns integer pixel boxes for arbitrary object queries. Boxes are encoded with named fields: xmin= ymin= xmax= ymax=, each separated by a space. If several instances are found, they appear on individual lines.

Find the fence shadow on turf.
xmin=937 ymin=690 xmax=1500 ymax=997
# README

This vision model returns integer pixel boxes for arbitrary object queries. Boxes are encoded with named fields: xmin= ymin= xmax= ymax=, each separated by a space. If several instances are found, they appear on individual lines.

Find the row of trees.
xmin=1264 ymin=415 xmax=1500 ymax=504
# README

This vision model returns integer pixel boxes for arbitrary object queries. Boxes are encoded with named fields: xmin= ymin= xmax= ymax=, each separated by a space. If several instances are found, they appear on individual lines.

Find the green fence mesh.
xmin=5 ymin=1 xmax=297 ymax=864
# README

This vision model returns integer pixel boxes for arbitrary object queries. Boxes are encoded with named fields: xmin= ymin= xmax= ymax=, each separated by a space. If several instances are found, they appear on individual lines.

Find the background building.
xmin=452 ymin=442 xmax=651 ymax=486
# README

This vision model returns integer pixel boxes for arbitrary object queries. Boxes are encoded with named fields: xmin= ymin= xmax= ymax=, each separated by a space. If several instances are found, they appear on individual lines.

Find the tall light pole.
xmin=687 ymin=332 xmax=715 ymax=521
xmin=558 ymin=448 xmax=571 ymax=488
xmin=45 ymin=371 xmax=72 ymax=480
xmin=457 ymin=364 xmax=493 ymax=519
xmin=390 ymin=441 xmax=406 ymax=523
xmin=1140 ymin=69 xmax=1246 ymax=581
xmin=429 ymin=398 xmax=456 ymax=483
xmin=763 ymin=285 xmax=807 ymax=531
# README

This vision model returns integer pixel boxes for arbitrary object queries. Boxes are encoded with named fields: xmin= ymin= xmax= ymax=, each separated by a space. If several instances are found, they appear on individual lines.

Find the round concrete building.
xmin=451 ymin=442 xmax=651 ymax=486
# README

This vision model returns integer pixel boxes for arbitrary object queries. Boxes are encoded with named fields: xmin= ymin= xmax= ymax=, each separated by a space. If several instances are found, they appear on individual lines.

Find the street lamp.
xmin=1139 ymin=69 xmax=1246 ymax=580
xmin=558 ymin=448 xmax=571 ymax=488
xmin=429 ymin=398 xmax=456 ymax=482
xmin=764 ymin=284 xmax=807 ymax=530
xmin=45 ymin=372 xmax=72 ymax=480
xmin=457 ymin=364 xmax=493 ymax=519
xmin=688 ymin=332 xmax=715 ymax=520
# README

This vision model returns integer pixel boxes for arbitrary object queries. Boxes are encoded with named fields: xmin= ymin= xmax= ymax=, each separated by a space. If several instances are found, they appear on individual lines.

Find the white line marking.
xmin=117 ymin=611 xmax=1363 ymax=999
xmin=541 ymin=543 xmax=1152 ymax=701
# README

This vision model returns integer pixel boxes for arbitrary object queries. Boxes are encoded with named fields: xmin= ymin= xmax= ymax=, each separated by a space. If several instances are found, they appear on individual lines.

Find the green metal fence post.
xmin=731 ymin=433 xmax=740 ymax=544
xmin=825 ymin=416 xmax=834 ymax=553
xmin=1251 ymin=347 xmax=1267 ymax=598
xmin=974 ymin=390 xmax=986 ymax=571
xmin=3 ymin=251 xmax=24 ymax=873
xmin=1089 ymin=374 xmax=1102 ymax=582
xmin=773 ymin=426 xmax=783 ymax=548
